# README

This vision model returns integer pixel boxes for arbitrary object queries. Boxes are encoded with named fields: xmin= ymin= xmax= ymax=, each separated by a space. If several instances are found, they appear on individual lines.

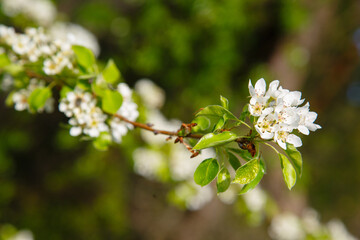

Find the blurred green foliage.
xmin=1 ymin=0 xmax=360 ymax=239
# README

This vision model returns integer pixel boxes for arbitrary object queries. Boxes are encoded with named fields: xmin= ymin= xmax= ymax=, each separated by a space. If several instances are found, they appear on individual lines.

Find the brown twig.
xmin=114 ymin=114 xmax=203 ymax=139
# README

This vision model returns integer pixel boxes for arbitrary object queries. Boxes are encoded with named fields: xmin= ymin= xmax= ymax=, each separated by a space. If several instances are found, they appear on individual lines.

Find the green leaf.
xmin=233 ymin=158 xmax=260 ymax=185
xmin=192 ymin=116 xmax=211 ymax=132
xmin=220 ymin=95 xmax=229 ymax=110
xmin=93 ymin=132 xmax=112 ymax=151
xmin=72 ymin=45 xmax=95 ymax=71
xmin=213 ymin=115 xmax=226 ymax=131
xmin=60 ymin=86 xmax=72 ymax=99
xmin=28 ymin=87 xmax=52 ymax=111
xmin=239 ymin=159 xmax=265 ymax=194
xmin=240 ymin=104 xmax=250 ymax=121
xmin=279 ymin=153 xmax=297 ymax=190
xmin=193 ymin=131 xmax=238 ymax=150
xmin=196 ymin=105 xmax=238 ymax=121
xmin=102 ymin=59 xmax=121 ymax=84
xmin=194 ymin=158 xmax=219 ymax=187
xmin=0 ymin=53 xmax=11 ymax=68
xmin=285 ymin=143 xmax=303 ymax=178
xmin=227 ymin=151 xmax=241 ymax=170
xmin=216 ymin=167 xmax=231 ymax=193
xmin=92 ymin=81 xmax=107 ymax=97
xmin=228 ymin=147 xmax=253 ymax=161
xmin=102 ymin=89 xmax=123 ymax=114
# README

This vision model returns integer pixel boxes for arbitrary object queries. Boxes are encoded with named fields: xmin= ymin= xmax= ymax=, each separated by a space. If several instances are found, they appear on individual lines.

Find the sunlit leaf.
xmin=102 ymin=89 xmax=123 ymax=114
xmin=285 ymin=143 xmax=303 ymax=178
xmin=279 ymin=153 xmax=297 ymax=190
xmin=102 ymin=59 xmax=121 ymax=84
xmin=28 ymin=87 xmax=52 ymax=111
xmin=93 ymin=132 xmax=112 ymax=151
xmin=233 ymin=158 xmax=260 ymax=185
xmin=228 ymin=147 xmax=253 ymax=161
xmin=192 ymin=116 xmax=211 ymax=132
xmin=193 ymin=132 xmax=238 ymax=150
xmin=0 ymin=53 xmax=11 ymax=67
xmin=216 ymin=167 xmax=231 ymax=193
xmin=196 ymin=105 xmax=238 ymax=121
xmin=220 ymin=95 xmax=229 ymax=110
xmin=227 ymin=151 xmax=241 ymax=170
xmin=194 ymin=158 xmax=219 ymax=186
xmin=239 ymin=159 xmax=265 ymax=194
xmin=72 ymin=45 xmax=95 ymax=71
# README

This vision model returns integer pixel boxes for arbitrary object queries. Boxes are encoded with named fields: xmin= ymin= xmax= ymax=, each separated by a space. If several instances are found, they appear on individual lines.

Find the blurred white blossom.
xmin=135 ymin=79 xmax=165 ymax=109
xmin=48 ymin=22 xmax=100 ymax=56
xmin=269 ymin=212 xmax=305 ymax=240
xmin=1 ymin=0 xmax=56 ymax=26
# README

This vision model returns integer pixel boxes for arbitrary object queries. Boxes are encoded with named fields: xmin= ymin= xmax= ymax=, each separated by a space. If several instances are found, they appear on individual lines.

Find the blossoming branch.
xmin=0 ymin=24 xmax=321 ymax=194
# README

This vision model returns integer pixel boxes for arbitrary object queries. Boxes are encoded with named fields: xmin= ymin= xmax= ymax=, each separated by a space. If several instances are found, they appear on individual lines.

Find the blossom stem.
xmin=263 ymin=142 xmax=280 ymax=154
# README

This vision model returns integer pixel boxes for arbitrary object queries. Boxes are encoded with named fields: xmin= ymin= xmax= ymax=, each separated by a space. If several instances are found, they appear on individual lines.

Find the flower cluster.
xmin=59 ymin=88 xmax=109 ymax=138
xmin=0 ymin=25 xmax=75 ymax=75
xmin=59 ymin=83 xmax=139 ymax=142
xmin=1 ymin=0 xmax=56 ymax=26
xmin=248 ymin=78 xmax=321 ymax=149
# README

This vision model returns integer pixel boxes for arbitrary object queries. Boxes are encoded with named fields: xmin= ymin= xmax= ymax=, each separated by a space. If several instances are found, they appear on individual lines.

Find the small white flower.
xmin=255 ymin=112 xmax=276 ymax=139
xmin=297 ymin=103 xmax=322 ymax=135
xmin=274 ymin=129 xmax=302 ymax=150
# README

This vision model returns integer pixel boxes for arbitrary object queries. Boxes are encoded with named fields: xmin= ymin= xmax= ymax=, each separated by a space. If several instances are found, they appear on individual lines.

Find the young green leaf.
xmin=216 ymin=167 xmax=231 ymax=193
xmin=228 ymin=147 xmax=253 ymax=161
xmin=28 ymin=87 xmax=52 ymax=111
xmin=239 ymin=159 xmax=265 ymax=194
xmin=192 ymin=116 xmax=211 ymax=132
xmin=233 ymin=158 xmax=260 ymax=185
xmin=194 ymin=158 xmax=219 ymax=186
xmin=220 ymin=95 xmax=229 ymax=110
xmin=102 ymin=59 xmax=121 ymax=84
xmin=240 ymin=104 xmax=250 ymax=121
xmin=72 ymin=45 xmax=95 ymax=71
xmin=60 ymin=86 xmax=72 ymax=99
xmin=213 ymin=115 xmax=226 ymax=131
xmin=279 ymin=153 xmax=297 ymax=190
xmin=195 ymin=105 xmax=238 ymax=121
xmin=285 ymin=143 xmax=303 ymax=178
xmin=93 ymin=132 xmax=112 ymax=151
xmin=0 ymin=53 xmax=11 ymax=67
xmin=193 ymin=132 xmax=238 ymax=150
xmin=227 ymin=151 xmax=241 ymax=170
xmin=102 ymin=89 xmax=123 ymax=114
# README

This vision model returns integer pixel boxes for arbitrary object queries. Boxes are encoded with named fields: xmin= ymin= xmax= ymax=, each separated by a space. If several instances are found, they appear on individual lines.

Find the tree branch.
xmin=114 ymin=114 xmax=204 ymax=139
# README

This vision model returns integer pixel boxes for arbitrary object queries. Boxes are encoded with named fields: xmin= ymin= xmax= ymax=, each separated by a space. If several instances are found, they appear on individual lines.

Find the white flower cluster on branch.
xmin=248 ymin=78 xmax=321 ymax=149
xmin=0 ymin=25 xmax=75 ymax=75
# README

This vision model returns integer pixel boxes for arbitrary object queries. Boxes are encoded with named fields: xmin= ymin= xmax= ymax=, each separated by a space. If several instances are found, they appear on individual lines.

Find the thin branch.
xmin=114 ymin=114 xmax=203 ymax=139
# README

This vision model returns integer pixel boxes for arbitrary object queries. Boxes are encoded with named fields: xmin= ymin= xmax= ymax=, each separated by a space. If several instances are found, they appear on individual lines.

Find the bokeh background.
xmin=0 ymin=0 xmax=360 ymax=239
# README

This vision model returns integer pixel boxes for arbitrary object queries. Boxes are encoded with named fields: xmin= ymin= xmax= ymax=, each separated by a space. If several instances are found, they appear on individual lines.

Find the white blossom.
xmin=48 ymin=22 xmax=100 ymax=56
xmin=1 ymin=0 xmax=56 ymax=26
xmin=269 ymin=212 xmax=305 ymax=240
xmin=248 ymin=78 xmax=321 ymax=150
xmin=135 ymin=79 xmax=165 ymax=109
xmin=59 ymin=88 xmax=109 ymax=138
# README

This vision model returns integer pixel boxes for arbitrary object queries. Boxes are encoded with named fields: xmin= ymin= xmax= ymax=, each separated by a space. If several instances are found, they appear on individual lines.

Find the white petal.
xmin=248 ymin=80 xmax=255 ymax=96
xmin=254 ymin=78 xmax=266 ymax=96
xmin=298 ymin=125 xmax=310 ymax=135
xmin=287 ymin=134 xmax=302 ymax=148
xmin=277 ymin=139 xmax=287 ymax=150
xmin=70 ymin=126 xmax=82 ymax=136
